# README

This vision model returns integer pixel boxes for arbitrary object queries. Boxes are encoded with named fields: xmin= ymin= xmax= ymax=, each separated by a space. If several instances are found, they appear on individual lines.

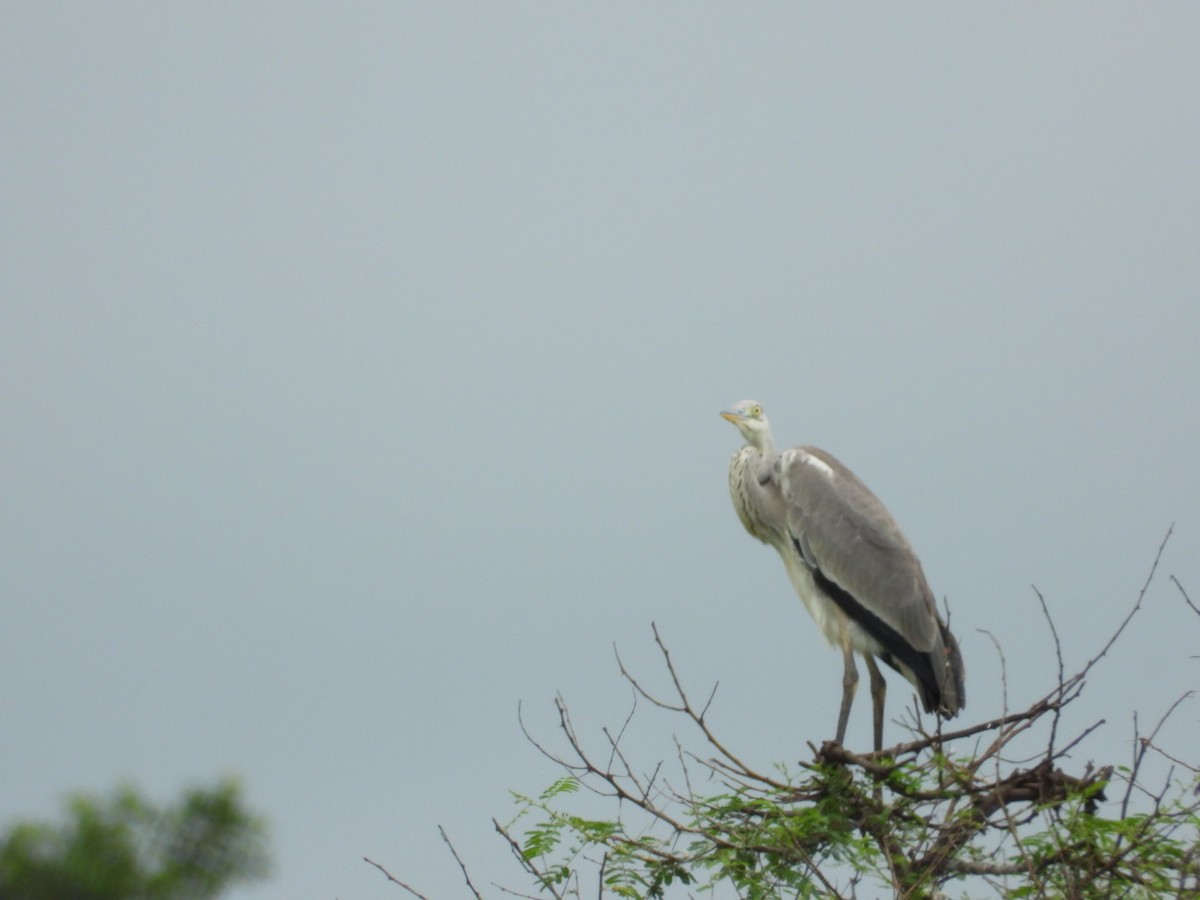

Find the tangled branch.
xmin=379 ymin=528 xmax=1198 ymax=898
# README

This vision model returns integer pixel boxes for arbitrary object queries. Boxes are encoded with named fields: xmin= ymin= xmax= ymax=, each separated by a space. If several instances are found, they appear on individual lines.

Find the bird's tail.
xmin=934 ymin=622 xmax=966 ymax=717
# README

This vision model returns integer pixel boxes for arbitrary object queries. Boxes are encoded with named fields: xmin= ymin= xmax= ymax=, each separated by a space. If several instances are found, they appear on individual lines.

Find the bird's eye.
xmin=751 ymin=405 xmax=762 ymax=417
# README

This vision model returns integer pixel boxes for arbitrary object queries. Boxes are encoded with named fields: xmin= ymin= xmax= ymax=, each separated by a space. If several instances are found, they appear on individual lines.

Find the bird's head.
xmin=720 ymin=400 xmax=774 ymax=451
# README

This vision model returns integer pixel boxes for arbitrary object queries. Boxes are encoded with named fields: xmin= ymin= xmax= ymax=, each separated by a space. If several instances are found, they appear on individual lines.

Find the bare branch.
xmin=493 ymin=818 xmax=567 ymax=900
xmin=1122 ymin=691 xmax=1196 ymax=819
xmin=364 ymin=857 xmax=430 ymax=899
xmin=1172 ymin=574 xmax=1199 ymax=618
xmin=518 ymin=700 xmax=582 ymax=775
xmin=615 ymin=624 xmax=786 ymax=789
xmin=1077 ymin=524 xmax=1173 ymax=681
xmin=439 ymin=826 xmax=484 ymax=900
xmin=605 ymin=689 xmax=638 ymax=776
xmin=1032 ymin=586 xmax=1066 ymax=758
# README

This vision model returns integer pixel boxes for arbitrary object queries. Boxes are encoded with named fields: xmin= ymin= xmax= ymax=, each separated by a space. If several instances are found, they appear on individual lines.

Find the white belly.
xmin=777 ymin=544 xmax=882 ymax=657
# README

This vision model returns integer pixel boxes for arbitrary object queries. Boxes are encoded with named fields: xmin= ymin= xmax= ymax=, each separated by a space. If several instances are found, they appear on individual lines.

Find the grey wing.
xmin=778 ymin=446 xmax=940 ymax=651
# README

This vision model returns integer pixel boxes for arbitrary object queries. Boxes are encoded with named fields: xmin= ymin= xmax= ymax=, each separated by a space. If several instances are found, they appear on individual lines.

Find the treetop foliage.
xmin=375 ymin=529 xmax=1199 ymax=898
xmin=0 ymin=778 xmax=269 ymax=900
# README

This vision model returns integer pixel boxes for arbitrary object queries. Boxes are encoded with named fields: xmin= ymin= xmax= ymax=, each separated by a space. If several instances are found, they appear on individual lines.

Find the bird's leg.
xmin=865 ymin=654 xmax=886 ymax=753
xmin=836 ymin=637 xmax=858 ymax=745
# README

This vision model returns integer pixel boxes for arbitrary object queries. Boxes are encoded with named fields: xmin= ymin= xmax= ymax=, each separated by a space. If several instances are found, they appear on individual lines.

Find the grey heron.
xmin=721 ymin=400 xmax=964 ymax=750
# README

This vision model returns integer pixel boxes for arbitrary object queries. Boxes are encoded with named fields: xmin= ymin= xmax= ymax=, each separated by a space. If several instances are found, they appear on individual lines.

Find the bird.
xmin=720 ymin=400 xmax=964 ymax=751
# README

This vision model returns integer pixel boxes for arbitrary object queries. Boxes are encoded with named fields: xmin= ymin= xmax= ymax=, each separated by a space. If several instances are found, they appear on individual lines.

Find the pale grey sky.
xmin=3 ymin=5 xmax=1199 ymax=898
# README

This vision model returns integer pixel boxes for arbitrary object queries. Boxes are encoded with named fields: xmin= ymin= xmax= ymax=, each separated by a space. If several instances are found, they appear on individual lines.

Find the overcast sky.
xmin=3 ymin=5 xmax=1199 ymax=898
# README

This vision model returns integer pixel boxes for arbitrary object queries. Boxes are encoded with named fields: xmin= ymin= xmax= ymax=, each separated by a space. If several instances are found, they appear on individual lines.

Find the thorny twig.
xmin=1076 ymin=524 xmax=1174 ymax=683
xmin=1121 ymin=691 xmax=1196 ymax=820
xmin=364 ymin=856 xmax=430 ymax=900
xmin=613 ymin=622 xmax=774 ymax=788
xmin=492 ymin=816 xmax=566 ymax=900
xmin=1174 ymin=574 xmax=1200 ymax=618
xmin=1032 ymin=586 xmax=1066 ymax=759
xmin=364 ymin=829 xmax=483 ymax=900
xmin=440 ymin=826 xmax=484 ymax=900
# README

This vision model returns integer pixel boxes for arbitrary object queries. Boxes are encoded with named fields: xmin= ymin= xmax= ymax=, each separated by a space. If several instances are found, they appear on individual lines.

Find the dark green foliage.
xmin=0 ymin=779 xmax=269 ymax=900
